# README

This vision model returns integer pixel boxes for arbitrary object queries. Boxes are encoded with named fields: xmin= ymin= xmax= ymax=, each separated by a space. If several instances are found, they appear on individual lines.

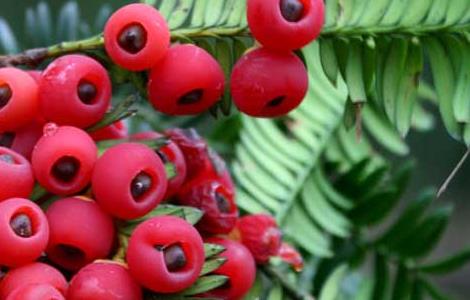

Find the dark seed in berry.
xmin=52 ymin=156 xmax=80 ymax=183
xmin=130 ymin=172 xmax=152 ymax=199
xmin=0 ymin=154 xmax=14 ymax=164
xmin=178 ymin=89 xmax=203 ymax=105
xmin=0 ymin=132 xmax=15 ymax=148
xmin=10 ymin=214 xmax=33 ymax=238
xmin=280 ymin=0 xmax=304 ymax=22
xmin=0 ymin=267 xmax=7 ymax=279
xmin=162 ymin=244 xmax=186 ymax=272
xmin=77 ymin=80 xmax=97 ymax=105
xmin=267 ymin=96 xmax=285 ymax=107
xmin=118 ymin=23 xmax=147 ymax=54
xmin=215 ymin=192 xmax=231 ymax=213
xmin=0 ymin=84 xmax=12 ymax=109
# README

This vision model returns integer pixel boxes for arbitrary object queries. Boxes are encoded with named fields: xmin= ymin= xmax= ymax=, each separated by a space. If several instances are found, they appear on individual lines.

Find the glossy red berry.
xmin=67 ymin=261 xmax=142 ymax=300
xmin=0 ymin=118 xmax=45 ymax=160
xmin=0 ymin=148 xmax=34 ymax=202
xmin=0 ymin=198 xmax=49 ymax=267
xmin=26 ymin=71 xmax=42 ymax=84
xmin=178 ymin=178 xmax=238 ymax=234
xmin=247 ymin=0 xmax=324 ymax=51
xmin=89 ymin=120 xmax=128 ymax=142
xmin=6 ymin=283 xmax=65 ymax=300
xmin=32 ymin=124 xmax=97 ymax=196
xmin=45 ymin=197 xmax=115 ymax=271
xmin=203 ymin=238 xmax=256 ymax=300
xmin=202 ymin=148 xmax=235 ymax=192
xmin=233 ymin=214 xmax=282 ymax=263
xmin=0 ymin=262 xmax=67 ymax=299
xmin=231 ymin=47 xmax=308 ymax=117
xmin=92 ymin=143 xmax=168 ymax=220
xmin=127 ymin=216 xmax=204 ymax=293
xmin=278 ymin=242 xmax=304 ymax=272
xmin=132 ymin=131 xmax=187 ymax=199
xmin=104 ymin=3 xmax=170 ymax=71
xmin=0 ymin=68 xmax=39 ymax=131
xmin=148 ymin=44 xmax=225 ymax=115
xmin=39 ymin=55 xmax=111 ymax=128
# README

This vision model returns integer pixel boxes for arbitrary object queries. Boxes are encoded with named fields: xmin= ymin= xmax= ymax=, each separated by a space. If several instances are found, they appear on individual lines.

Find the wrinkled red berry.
xmin=6 ymin=283 xmax=65 ymax=300
xmin=0 ymin=148 xmax=34 ymax=202
xmin=89 ymin=120 xmax=128 ymax=142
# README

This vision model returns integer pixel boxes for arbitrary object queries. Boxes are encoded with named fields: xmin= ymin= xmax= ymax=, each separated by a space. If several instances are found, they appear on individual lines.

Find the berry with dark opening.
xmin=89 ymin=120 xmax=128 ymax=142
xmin=92 ymin=143 xmax=168 ymax=220
xmin=247 ymin=0 xmax=325 ymax=51
xmin=39 ymin=55 xmax=111 ymax=128
xmin=32 ymin=124 xmax=97 ymax=196
xmin=6 ymin=283 xmax=65 ymax=300
xmin=0 ymin=68 xmax=39 ymax=131
xmin=0 ymin=198 xmax=49 ymax=267
xmin=0 ymin=147 xmax=34 ymax=202
xmin=0 ymin=118 xmax=45 ymax=160
xmin=104 ymin=3 xmax=170 ymax=71
xmin=148 ymin=44 xmax=225 ymax=115
xmin=127 ymin=216 xmax=204 ymax=293
xmin=45 ymin=197 xmax=115 ymax=271
xmin=230 ymin=47 xmax=308 ymax=117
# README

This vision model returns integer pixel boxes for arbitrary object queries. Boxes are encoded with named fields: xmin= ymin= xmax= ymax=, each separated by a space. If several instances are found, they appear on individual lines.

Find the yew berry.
xmin=230 ymin=47 xmax=308 ymax=117
xmin=127 ymin=216 xmax=204 ymax=293
xmin=45 ymin=197 xmax=115 ymax=271
xmin=6 ymin=283 xmax=65 ymax=300
xmin=26 ymin=71 xmax=42 ymax=84
xmin=0 ymin=118 xmax=45 ymax=160
xmin=104 ymin=3 xmax=170 ymax=71
xmin=67 ymin=261 xmax=141 ymax=300
xmin=39 ymin=55 xmax=111 ymax=128
xmin=148 ymin=44 xmax=225 ymax=115
xmin=202 ymin=148 xmax=235 ymax=192
xmin=247 ymin=0 xmax=324 ymax=51
xmin=203 ymin=238 xmax=256 ymax=300
xmin=92 ymin=143 xmax=167 ymax=220
xmin=0 ymin=198 xmax=49 ymax=267
xmin=89 ymin=120 xmax=128 ymax=142
xmin=0 ymin=148 xmax=34 ymax=202
xmin=32 ymin=124 xmax=97 ymax=196
xmin=0 ymin=68 xmax=39 ymax=131
xmin=278 ymin=242 xmax=304 ymax=271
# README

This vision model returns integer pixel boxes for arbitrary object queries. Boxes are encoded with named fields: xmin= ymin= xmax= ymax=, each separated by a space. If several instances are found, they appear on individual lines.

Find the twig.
xmin=261 ymin=265 xmax=315 ymax=300
xmin=437 ymin=148 xmax=470 ymax=198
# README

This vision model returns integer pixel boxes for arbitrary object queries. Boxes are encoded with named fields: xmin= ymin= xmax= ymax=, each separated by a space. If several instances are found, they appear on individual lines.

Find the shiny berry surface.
xmin=0 ymin=147 xmax=34 ymax=202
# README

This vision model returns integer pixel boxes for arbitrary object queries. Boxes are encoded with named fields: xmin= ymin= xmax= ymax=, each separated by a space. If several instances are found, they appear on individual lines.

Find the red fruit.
xmin=148 ymin=44 xmax=225 ymax=115
xmin=26 ymin=71 xmax=42 ymax=84
xmin=203 ymin=238 xmax=256 ymax=300
xmin=32 ymin=124 xmax=97 ymax=196
xmin=92 ymin=143 xmax=168 ymax=220
xmin=230 ymin=47 xmax=308 ymax=117
xmin=0 ymin=198 xmax=49 ymax=267
xmin=0 ymin=67 xmax=38 ymax=131
xmin=0 ymin=262 xmax=67 ymax=299
xmin=132 ymin=131 xmax=187 ymax=199
xmin=0 ymin=118 xmax=45 ymax=160
xmin=6 ymin=284 xmax=64 ymax=300
xmin=104 ymin=3 xmax=170 ymax=71
xmin=247 ymin=0 xmax=324 ymax=51
xmin=89 ymin=120 xmax=128 ymax=142
xmin=202 ymin=148 xmax=234 ymax=191
xmin=127 ymin=216 xmax=204 ymax=293
xmin=278 ymin=242 xmax=304 ymax=272
xmin=45 ymin=197 xmax=115 ymax=271
xmin=67 ymin=261 xmax=141 ymax=300
xmin=178 ymin=178 xmax=238 ymax=234
xmin=0 ymin=147 xmax=34 ymax=202
xmin=233 ymin=214 xmax=282 ymax=263
xmin=39 ymin=55 xmax=111 ymax=128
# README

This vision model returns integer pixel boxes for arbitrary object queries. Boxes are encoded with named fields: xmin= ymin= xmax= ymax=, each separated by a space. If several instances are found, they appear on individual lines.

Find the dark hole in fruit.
xmin=0 ymin=132 xmax=15 ymax=148
xmin=52 ymin=156 xmax=80 ymax=183
xmin=0 ymin=267 xmax=7 ymax=279
xmin=177 ymin=89 xmax=203 ymax=105
xmin=280 ymin=0 xmax=304 ymax=22
xmin=10 ymin=214 xmax=33 ymax=238
xmin=0 ymin=84 xmax=12 ymax=109
xmin=130 ymin=172 xmax=152 ymax=200
xmin=0 ymin=154 xmax=15 ymax=164
xmin=155 ymin=150 xmax=170 ymax=163
xmin=158 ymin=244 xmax=187 ymax=272
xmin=118 ymin=23 xmax=147 ymax=54
xmin=215 ymin=191 xmax=231 ymax=213
xmin=267 ymin=96 xmax=286 ymax=108
xmin=77 ymin=80 xmax=97 ymax=105
xmin=56 ymin=244 xmax=86 ymax=261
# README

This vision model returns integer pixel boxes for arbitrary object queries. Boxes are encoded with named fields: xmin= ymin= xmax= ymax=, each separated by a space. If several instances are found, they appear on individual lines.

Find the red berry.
xmin=127 ymin=216 xmax=204 ymax=293
xmin=6 ymin=283 xmax=65 ymax=300
xmin=26 ymin=71 xmax=42 ymax=84
xmin=32 ymin=124 xmax=97 ymax=196
xmin=0 ymin=263 xmax=67 ymax=299
xmin=148 ymin=44 xmax=225 ymax=115
xmin=202 ymin=148 xmax=235 ymax=192
xmin=0 ymin=198 xmax=49 ymax=267
xmin=104 ymin=3 xmax=170 ymax=71
xmin=247 ymin=0 xmax=324 ymax=51
xmin=233 ymin=214 xmax=282 ymax=263
xmin=67 ymin=261 xmax=141 ymax=300
xmin=278 ymin=242 xmax=304 ymax=272
xmin=0 ymin=118 xmax=45 ymax=160
xmin=230 ymin=47 xmax=308 ymax=117
xmin=92 ymin=143 xmax=168 ymax=220
xmin=45 ymin=197 xmax=115 ymax=271
xmin=39 ymin=55 xmax=111 ymax=128
xmin=89 ymin=120 xmax=128 ymax=142
xmin=203 ymin=238 xmax=256 ymax=300
xmin=0 ymin=68 xmax=39 ymax=131
xmin=132 ymin=131 xmax=187 ymax=199
xmin=0 ymin=148 xmax=34 ymax=202
xmin=178 ymin=178 xmax=238 ymax=234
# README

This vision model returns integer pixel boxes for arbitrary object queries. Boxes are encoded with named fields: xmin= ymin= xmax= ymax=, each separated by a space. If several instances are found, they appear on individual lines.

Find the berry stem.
xmin=261 ymin=265 xmax=315 ymax=300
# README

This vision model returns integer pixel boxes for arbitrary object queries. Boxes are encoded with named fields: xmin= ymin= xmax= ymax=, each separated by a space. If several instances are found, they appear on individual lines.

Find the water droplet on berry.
xmin=161 ymin=244 xmax=186 ymax=272
xmin=280 ymin=0 xmax=304 ymax=22
xmin=178 ymin=89 xmax=204 ymax=105
xmin=52 ymin=156 xmax=80 ymax=182
xmin=118 ymin=23 xmax=147 ymax=54
xmin=0 ymin=84 xmax=12 ymax=109
xmin=130 ymin=172 xmax=152 ymax=199
xmin=77 ymin=80 xmax=97 ymax=105
xmin=10 ymin=214 xmax=33 ymax=238
xmin=0 ymin=132 xmax=15 ymax=148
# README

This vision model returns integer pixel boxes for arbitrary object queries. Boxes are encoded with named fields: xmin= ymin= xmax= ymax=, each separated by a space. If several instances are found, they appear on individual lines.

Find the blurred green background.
xmin=1 ymin=0 xmax=469 ymax=298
